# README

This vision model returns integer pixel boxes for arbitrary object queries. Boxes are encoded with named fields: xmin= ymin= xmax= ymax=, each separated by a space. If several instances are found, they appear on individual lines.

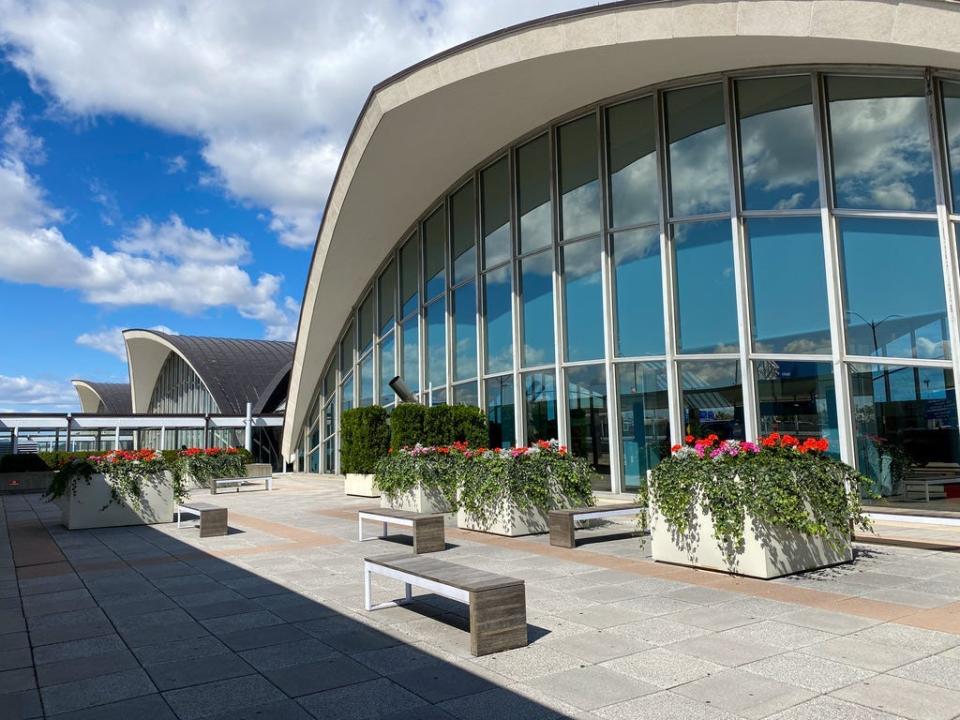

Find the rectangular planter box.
xmin=648 ymin=501 xmax=852 ymax=579
xmin=1 ymin=471 xmax=54 ymax=494
xmin=244 ymin=463 xmax=272 ymax=478
xmin=380 ymin=483 xmax=452 ymax=514
xmin=345 ymin=473 xmax=380 ymax=497
xmin=54 ymin=471 xmax=177 ymax=530
xmin=457 ymin=501 xmax=551 ymax=537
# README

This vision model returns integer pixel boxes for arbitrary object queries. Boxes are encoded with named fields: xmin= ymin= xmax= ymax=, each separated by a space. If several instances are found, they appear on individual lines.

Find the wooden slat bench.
xmin=549 ymin=503 xmax=645 ymax=548
xmin=211 ymin=475 xmax=272 ymax=494
xmin=363 ymin=553 xmax=527 ymax=656
xmin=904 ymin=466 xmax=960 ymax=502
xmin=357 ymin=508 xmax=445 ymax=554
xmin=177 ymin=502 xmax=228 ymax=537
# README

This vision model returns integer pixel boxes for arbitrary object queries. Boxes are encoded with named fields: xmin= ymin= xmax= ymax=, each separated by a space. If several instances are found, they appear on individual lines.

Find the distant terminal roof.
xmin=72 ymin=381 xmax=133 ymax=415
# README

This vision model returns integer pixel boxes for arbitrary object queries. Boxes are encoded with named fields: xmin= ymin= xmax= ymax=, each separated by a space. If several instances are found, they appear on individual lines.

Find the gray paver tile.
xmin=21 ymin=589 xmax=95 ymax=619
xmin=0 ymin=688 xmax=42 ymax=720
xmin=0 ymin=646 xmax=33 ymax=672
xmin=801 ymin=635 xmax=930 ymax=672
xmin=352 ymin=642 xmax=453 ymax=675
xmin=388 ymin=661 xmax=497 ymax=703
xmin=471 ymin=644 xmax=583 ymax=682
xmin=118 ymin=619 xmax=210 ymax=647
xmin=667 ymin=604 xmax=759 ymax=631
xmin=832 ymin=674 xmax=960 ymax=720
xmin=133 ymin=635 xmax=233 ymax=666
xmin=203 ymin=699 xmax=314 ymax=720
xmin=556 ymin=605 xmax=648 ymax=629
xmin=44 ymin=693 xmax=177 ymax=720
xmin=601 ymin=647 xmax=723 ymax=689
xmin=0 ymin=666 xmax=36 ymax=693
xmin=545 ymin=631 xmax=653 ymax=663
xmin=40 ymin=668 xmax=157 ymax=716
xmin=183 ymin=599 xmax=261 ymax=620
xmin=218 ymin=623 xmax=310 ymax=652
xmin=146 ymin=652 xmax=256 ymax=691
xmin=609 ymin=616 xmax=711 ymax=646
xmin=201 ymin=610 xmax=285 ymax=635
xmin=741 ymin=651 xmax=874 ymax=692
xmin=594 ymin=689 xmax=741 ymax=719
xmin=718 ymin=620 xmax=834 ymax=649
xmin=852 ymin=623 xmax=960 ymax=654
xmin=764 ymin=696 xmax=901 ymax=720
xmin=298 ymin=677 xmax=429 ymax=720
xmin=526 ymin=665 xmax=656 ymax=711
xmin=322 ymin=626 xmax=404 ymax=653
xmin=162 ymin=675 xmax=286 ymax=720
xmin=674 ymin=668 xmax=814 ymax=719
xmin=777 ymin=607 xmax=879 ymax=635
xmin=239 ymin=638 xmax=338 ymax=672
xmin=32 ymin=634 xmax=127 ymax=665
xmin=889 ymin=652 xmax=960 ymax=691
xmin=36 ymin=648 xmax=139 ymax=687
xmin=437 ymin=686 xmax=564 ymax=720
xmin=264 ymin=656 xmax=378 ymax=697
xmin=664 ymin=586 xmax=742 ymax=606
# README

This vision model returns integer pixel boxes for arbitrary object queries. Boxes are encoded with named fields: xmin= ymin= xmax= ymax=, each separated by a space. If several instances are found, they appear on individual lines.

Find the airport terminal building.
xmin=283 ymin=0 xmax=960 ymax=508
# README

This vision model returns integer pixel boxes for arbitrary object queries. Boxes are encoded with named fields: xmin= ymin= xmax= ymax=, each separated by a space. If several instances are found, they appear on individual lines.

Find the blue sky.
xmin=0 ymin=0 xmax=594 ymax=412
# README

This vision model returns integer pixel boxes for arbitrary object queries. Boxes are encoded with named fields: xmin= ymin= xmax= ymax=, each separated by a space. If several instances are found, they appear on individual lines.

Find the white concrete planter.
xmin=380 ymin=482 xmax=452 ymax=514
xmin=54 ymin=471 xmax=177 ymax=530
xmin=244 ymin=463 xmax=272 ymax=478
xmin=648 ymin=499 xmax=852 ymax=579
xmin=345 ymin=473 xmax=380 ymax=497
xmin=1 ymin=471 xmax=54 ymax=494
xmin=457 ymin=492 xmax=562 ymax=537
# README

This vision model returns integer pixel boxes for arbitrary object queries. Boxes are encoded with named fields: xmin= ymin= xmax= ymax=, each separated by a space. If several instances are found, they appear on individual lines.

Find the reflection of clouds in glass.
xmin=520 ymin=202 xmax=551 ymax=252
xmin=562 ymin=182 xmax=601 ymax=238
xmin=670 ymin=125 xmax=729 ymax=217
xmin=563 ymin=237 xmax=604 ymax=361
xmin=484 ymin=267 xmax=513 ymax=373
xmin=562 ymin=236 xmax=602 ymax=283
xmin=484 ymin=222 xmax=511 ymax=267
xmin=945 ymin=92 xmax=960 ymax=207
xmin=611 ymin=153 xmax=658 ymax=227
xmin=830 ymin=94 xmax=934 ymax=211
xmin=614 ymin=227 xmax=663 ymax=357
xmin=740 ymin=104 xmax=819 ymax=208
xmin=426 ymin=302 xmax=446 ymax=387
xmin=521 ymin=250 xmax=555 ymax=366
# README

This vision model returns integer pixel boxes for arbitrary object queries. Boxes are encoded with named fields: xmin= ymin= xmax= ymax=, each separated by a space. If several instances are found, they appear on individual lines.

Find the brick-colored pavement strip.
xmin=2 ymin=477 xmax=960 ymax=719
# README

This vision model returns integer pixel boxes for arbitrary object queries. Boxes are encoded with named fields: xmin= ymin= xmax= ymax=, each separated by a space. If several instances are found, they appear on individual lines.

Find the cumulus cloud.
xmin=0 ymin=374 xmax=76 ymax=411
xmin=0 ymin=107 xmax=299 ymax=340
xmin=0 ymin=0 xmax=594 ymax=247
xmin=75 ymin=324 xmax=178 ymax=362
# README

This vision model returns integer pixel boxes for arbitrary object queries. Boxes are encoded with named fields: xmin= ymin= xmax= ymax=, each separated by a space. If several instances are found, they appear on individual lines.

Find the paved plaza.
xmin=2 ymin=477 xmax=960 ymax=719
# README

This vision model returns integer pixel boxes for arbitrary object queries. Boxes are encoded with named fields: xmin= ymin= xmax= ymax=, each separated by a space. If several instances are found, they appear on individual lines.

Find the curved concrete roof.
xmin=72 ymin=381 xmax=132 ymax=415
xmin=282 ymin=0 xmax=960 ymax=457
xmin=124 ymin=329 xmax=294 ymax=415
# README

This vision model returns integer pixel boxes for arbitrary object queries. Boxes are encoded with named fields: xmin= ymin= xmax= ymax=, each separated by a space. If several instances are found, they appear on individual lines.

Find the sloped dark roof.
xmin=76 ymin=382 xmax=132 ymax=414
xmin=145 ymin=331 xmax=294 ymax=415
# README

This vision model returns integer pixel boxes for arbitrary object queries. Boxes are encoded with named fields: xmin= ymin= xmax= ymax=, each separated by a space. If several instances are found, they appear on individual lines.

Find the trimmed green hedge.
xmin=0 ymin=454 xmax=51 ymax=473
xmin=390 ymin=403 xmax=488 ymax=449
xmin=37 ymin=451 xmax=102 ymax=469
xmin=341 ymin=406 xmax=391 ymax=474
xmin=389 ymin=403 xmax=425 ymax=450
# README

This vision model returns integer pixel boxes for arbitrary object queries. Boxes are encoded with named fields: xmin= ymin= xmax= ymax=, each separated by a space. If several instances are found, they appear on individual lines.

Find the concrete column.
xmin=159 ymin=426 xmax=166 ymax=451
xmin=114 ymin=426 xmax=121 ymax=451
xmin=244 ymin=402 xmax=253 ymax=452
xmin=11 ymin=426 xmax=18 ymax=454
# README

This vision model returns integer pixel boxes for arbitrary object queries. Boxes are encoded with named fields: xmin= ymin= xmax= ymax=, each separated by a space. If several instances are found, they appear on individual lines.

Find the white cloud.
xmin=165 ymin=154 xmax=187 ymax=174
xmin=75 ymin=324 xmax=178 ymax=362
xmin=0 ymin=0 xmax=595 ymax=246
xmin=0 ymin=107 xmax=299 ymax=340
xmin=0 ymin=374 xmax=76 ymax=411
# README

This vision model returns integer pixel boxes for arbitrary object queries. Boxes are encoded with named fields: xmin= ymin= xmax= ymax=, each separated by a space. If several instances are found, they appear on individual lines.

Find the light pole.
xmin=846 ymin=311 xmax=904 ymax=402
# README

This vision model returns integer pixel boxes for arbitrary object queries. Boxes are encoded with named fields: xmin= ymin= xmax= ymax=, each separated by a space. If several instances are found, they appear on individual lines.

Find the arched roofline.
xmin=72 ymin=380 xmax=104 ymax=414
xmin=123 ymin=329 xmax=217 ymax=415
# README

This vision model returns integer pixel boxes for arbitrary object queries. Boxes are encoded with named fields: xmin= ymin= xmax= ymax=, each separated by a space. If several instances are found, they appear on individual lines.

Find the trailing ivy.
xmin=647 ymin=434 xmax=874 ymax=560
xmin=168 ymin=447 xmax=250 ymax=490
xmin=45 ymin=449 xmax=175 ymax=510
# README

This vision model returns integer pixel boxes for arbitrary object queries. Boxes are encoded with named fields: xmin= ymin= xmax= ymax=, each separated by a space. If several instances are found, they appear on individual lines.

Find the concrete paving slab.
xmin=162 ymin=675 xmax=286 ymax=720
xmin=297 ymin=677 xmax=430 ymax=720
xmin=526 ymin=664 xmax=655 ymax=711
xmin=741 ymin=651 xmax=874 ymax=693
xmin=40 ymin=667 xmax=157 ymax=716
xmin=601 ymin=646 xmax=724 ymax=689
xmin=44 ymin=693 xmax=177 ymax=720
xmin=832 ymin=674 xmax=960 ymax=720
xmin=146 ymin=652 xmax=256 ymax=691
xmin=674 ymin=668 xmax=815 ymax=720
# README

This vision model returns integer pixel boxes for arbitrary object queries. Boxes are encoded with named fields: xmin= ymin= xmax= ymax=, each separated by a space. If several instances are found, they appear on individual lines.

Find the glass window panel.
xmin=324 ymin=363 xmax=337 ymax=397
xmin=563 ymin=237 xmax=605 ymax=361
xmin=607 ymin=97 xmax=658 ymax=228
xmin=517 ymin=134 xmax=553 ymax=253
xmin=617 ymin=362 xmax=670 ymax=491
xmin=359 ymin=354 xmax=373 ymax=407
xmin=451 ymin=181 xmax=477 ymax=285
xmin=309 ymin=448 xmax=319 ymax=473
xmin=674 ymin=221 xmax=739 ymax=353
xmin=840 ymin=218 xmax=949 ymax=360
xmin=453 ymin=282 xmax=478 ymax=381
xmin=400 ymin=235 xmax=419 ymax=318
xmin=481 ymin=157 xmax=511 ymax=268
xmin=309 ymin=420 xmax=320 ymax=451
xmin=453 ymin=381 xmax=479 ymax=407
xmin=426 ymin=299 xmax=446 ymax=392
xmin=679 ymin=360 xmax=745 ymax=440
xmin=431 ymin=388 xmax=446 ymax=406
xmin=851 ymin=364 xmax=958 ymax=500
xmin=756 ymin=360 xmax=839 ymax=455
xmin=484 ymin=265 xmax=513 ymax=373
xmin=827 ymin=76 xmax=935 ymax=211
xmin=737 ymin=75 xmax=819 ymax=210
xmin=747 ymin=217 xmax=830 ymax=354
xmin=341 ymin=373 xmax=354 ymax=412
xmin=402 ymin=316 xmax=419 ymax=394
xmin=340 ymin=322 xmax=355 ymax=370
xmin=378 ymin=261 xmax=396 ymax=334
xmin=378 ymin=332 xmax=395 ymax=405
xmin=613 ymin=227 xmax=664 ymax=357
xmin=558 ymin=115 xmax=601 ymax=240
xmin=524 ymin=371 xmax=557 ymax=443
xmin=358 ymin=293 xmax=374 ymax=354
xmin=520 ymin=250 xmax=555 ymax=366
xmin=566 ymin=364 xmax=610 ymax=490
xmin=323 ymin=400 xmax=335 ymax=439
xmin=323 ymin=437 xmax=335 ymax=473
xmin=486 ymin=375 xmax=515 ymax=448
xmin=424 ymin=207 xmax=446 ymax=300
xmin=666 ymin=83 xmax=729 ymax=217
xmin=943 ymin=81 xmax=960 ymax=212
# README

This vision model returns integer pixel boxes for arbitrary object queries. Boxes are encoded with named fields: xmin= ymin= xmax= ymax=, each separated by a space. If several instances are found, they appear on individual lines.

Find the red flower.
xmin=684 ymin=434 xmax=694 ymax=444
xmin=671 ymin=444 xmax=682 ymax=453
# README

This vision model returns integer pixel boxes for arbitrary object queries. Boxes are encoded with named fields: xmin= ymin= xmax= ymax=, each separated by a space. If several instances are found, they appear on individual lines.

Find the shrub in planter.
xmin=389 ymin=403 xmax=426 ymax=451
xmin=0 ymin=453 xmax=50 ymax=473
xmin=647 ymin=433 xmax=873 ymax=577
xmin=167 ymin=447 xmax=250 ymax=489
xmin=374 ymin=444 xmax=459 ymax=513
xmin=38 ymin=450 xmax=102 ymax=469
xmin=45 ymin=448 xmax=181 ymax=510
xmin=341 ymin=406 xmax=391 ymax=474
xmin=449 ymin=405 xmax=488 ymax=447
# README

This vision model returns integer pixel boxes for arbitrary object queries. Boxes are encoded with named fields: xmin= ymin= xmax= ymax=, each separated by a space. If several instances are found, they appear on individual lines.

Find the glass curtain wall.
xmin=307 ymin=67 xmax=960 ymax=506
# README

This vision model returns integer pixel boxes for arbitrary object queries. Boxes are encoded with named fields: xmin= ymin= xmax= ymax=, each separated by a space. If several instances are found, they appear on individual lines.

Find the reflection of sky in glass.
xmin=358 ymin=293 xmax=374 ymax=353
xmin=608 ymin=97 xmax=658 ymax=228
xmin=484 ymin=265 xmax=513 ymax=373
xmin=341 ymin=373 xmax=354 ymax=411
xmin=521 ymin=250 xmax=554 ymax=366
xmin=424 ymin=208 xmax=445 ymax=300
xmin=737 ymin=76 xmax=819 ymax=210
xmin=378 ymin=333 xmax=395 ymax=405
xmin=666 ymin=84 xmax=729 ymax=217
xmin=679 ymin=360 xmax=744 ymax=440
xmin=378 ymin=261 xmax=396 ymax=333
xmin=559 ymin=116 xmax=601 ymax=239
xmin=617 ymin=361 xmax=669 ymax=489
xmin=755 ymin=360 xmax=838 ymax=456
xmin=563 ymin=237 xmax=604 ymax=361
xmin=828 ymin=77 xmax=935 ymax=211
xmin=674 ymin=221 xmax=738 ymax=353
xmin=518 ymin=135 xmax=552 ymax=253
xmin=482 ymin=158 xmax=511 ymax=268
xmin=400 ymin=237 xmax=418 ymax=318
xmin=425 ymin=299 xmax=445 ymax=390
xmin=451 ymin=181 xmax=476 ymax=285
xmin=401 ymin=317 xmax=418 ymax=393
xmin=359 ymin=354 xmax=373 ymax=406
xmin=943 ymin=81 xmax=960 ymax=212
xmin=340 ymin=321 xmax=354 ymax=369
xmin=614 ymin=227 xmax=664 ymax=357
xmin=453 ymin=282 xmax=477 ymax=381
xmin=525 ymin=371 xmax=557 ymax=442
xmin=486 ymin=375 xmax=515 ymax=448
xmin=748 ymin=217 xmax=830 ymax=354
xmin=453 ymin=382 xmax=478 ymax=407
xmin=840 ymin=218 xmax=949 ymax=360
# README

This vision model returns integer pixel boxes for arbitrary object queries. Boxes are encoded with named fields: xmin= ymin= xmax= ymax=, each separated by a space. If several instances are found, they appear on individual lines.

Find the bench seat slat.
xmin=366 ymin=554 xmax=523 ymax=593
xmin=359 ymin=508 xmax=444 ymax=521
xmin=550 ymin=502 xmax=644 ymax=517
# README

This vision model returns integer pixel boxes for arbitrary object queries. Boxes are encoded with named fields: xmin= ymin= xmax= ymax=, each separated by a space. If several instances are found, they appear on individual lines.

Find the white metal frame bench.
xmin=549 ymin=503 xmax=645 ymax=547
xmin=177 ymin=501 xmax=228 ymax=537
xmin=363 ymin=553 xmax=527 ymax=656
xmin=212 ymin=475 xmax=272 ymax=494
xmin=357 ymin=508 xmax=445 ymax=553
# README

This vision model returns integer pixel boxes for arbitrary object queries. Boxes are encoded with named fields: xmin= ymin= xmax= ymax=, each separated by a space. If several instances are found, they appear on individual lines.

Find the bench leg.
xmin=405 ymin=582 xmax=412 ymax=602
xmin=382 ymin=521 xmax=388 ymax=538
xmin=412 ymin=517 xmax=445 ymax=554
xmin=470 ymin=585 xmax=527 ymax=657
xmin=364 ymin=563 xmax=372 ymax=610
xmin=176 ymin=507 xmax=181 ymax=529
xmin=549 ymin=514 xmax=576 ymax=548
xmin=199 ymin=509 xmax=228 ymax=538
